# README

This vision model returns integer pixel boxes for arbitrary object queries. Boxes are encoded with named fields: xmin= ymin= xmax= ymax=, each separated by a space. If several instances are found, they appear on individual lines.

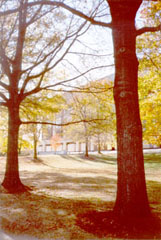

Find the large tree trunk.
xmin=108 ymin=0 xmax=150 ymax=217
xmin=2 ymin=105 xmax=26 ymax=193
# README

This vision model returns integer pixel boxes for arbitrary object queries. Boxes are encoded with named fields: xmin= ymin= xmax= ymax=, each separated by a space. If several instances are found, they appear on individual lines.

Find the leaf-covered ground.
xmin=0 ymin=152 xmax=161 ymax=239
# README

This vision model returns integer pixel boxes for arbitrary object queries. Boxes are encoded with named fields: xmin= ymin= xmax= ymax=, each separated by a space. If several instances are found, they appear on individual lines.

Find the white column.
xmin=90 ymin=142 xmax=94 ymax=151
xmin=63 ymin=141 xmax=67 ymax=151
xmin=43 ymin=142 xmax=46 ymax=152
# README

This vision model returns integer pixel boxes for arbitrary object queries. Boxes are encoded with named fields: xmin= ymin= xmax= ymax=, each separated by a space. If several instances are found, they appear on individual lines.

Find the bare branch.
xmin=26 ymin=5 xmax=43 ymax=26
xmin=21 ymin=118 xmax=107 ymax=126
xmin=0 ymin=80 xmax=9 ymax=90
xmin=13 ymin=1 xmax=27 ymax=71
xmin=69 ymin=51 xmax=113 ymax=57
xmin=0 ymin=92 xmax=8 ymax=102
xmin=0 ymin=8 xmax=19 ymax=17
xmin=20 ymin=21 xmax=89 ymax=95
xmin=143 ymin=52 xmax=160 ymax=72
xmin=0 ymin=46 xmax=11 ymax=78
xmin=57 ymin=82 xmax=113 ymax=91
xmin=20 ymin=87 xmax=41 ymax=100
xmin=2 ymin=13 xmax=18 ymax=49
xmin=136 ymin=24 xmax=161 ymax=36
xmin=0 ymin=102 xmax=8 ymax=107
xmin=0 ymin=1 xmax=112 ymax=27
xmin=20 ymin=22 xmax=92 ymax=98
xmin=27 ymin=1 xmax=112 ymax=28
xmin=43 ymin=87 xmax=113 ymax=94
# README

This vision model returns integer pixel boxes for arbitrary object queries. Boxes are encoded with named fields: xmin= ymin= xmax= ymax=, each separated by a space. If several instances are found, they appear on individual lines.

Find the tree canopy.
xmin=137 ymin=1 xmax=161 ymax=147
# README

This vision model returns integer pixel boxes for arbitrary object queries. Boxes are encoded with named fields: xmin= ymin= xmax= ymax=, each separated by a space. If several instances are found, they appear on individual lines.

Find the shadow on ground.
xmin=21 ymin=171 xmax=117 ymax=201
xmin=0 ymin=154 xmax=161 ymax=239
xmin=60 ymin=154 xmax=117 ymax=165
xmin=0 ymin=188 xmax=114 ymax=239
xmin=77 ymin=210 xmax=161 ymax=239
xmin=0 ymin=181 xmax=161 ymax=239
xmin=76 ymin=179 xmax=161 ymax=239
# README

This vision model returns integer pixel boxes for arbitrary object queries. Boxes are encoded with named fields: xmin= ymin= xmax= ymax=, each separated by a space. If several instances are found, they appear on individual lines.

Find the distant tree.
xmin=87 ymin=80 xmax=116 ymax=153
xmin=21 ymin=92 xmax=66 ymax=159
xmin=65 ymin=79 xmax=114 ymax=156
xmin=65 ymin=95 xmax=94 ymax=157
xmin=18 ymin=136 xmax=33 ymax=155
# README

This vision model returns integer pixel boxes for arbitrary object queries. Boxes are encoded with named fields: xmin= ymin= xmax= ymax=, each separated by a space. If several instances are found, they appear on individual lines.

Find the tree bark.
xmin=33 ymin=134 xmax=38 ymax=160
xmin=2 ymin=104 xmax=26 ymax=192
xmin=85 ymin=136 xmax=89 ymax=157
xmin=108 ymin=0 xmax=150 ymax=217
xmin=97 ymin=134 xmax=101 ymax=154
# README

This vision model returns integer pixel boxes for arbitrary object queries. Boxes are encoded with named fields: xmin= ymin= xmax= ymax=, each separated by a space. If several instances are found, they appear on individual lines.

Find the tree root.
xmin=1 ymin=181 xmax=32 ymax=194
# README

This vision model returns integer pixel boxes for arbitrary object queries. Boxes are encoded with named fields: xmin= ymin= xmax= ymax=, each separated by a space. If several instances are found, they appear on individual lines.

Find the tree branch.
xmin=0 ymin=80 xmax=9 ymax=90
xmin=136 ymin=24 xmax=161 ymax=36
xmin=0 ymin=46 xmax=11 ymax=78
xmin=43 ymin=87 xmax=113 ymax=94
xmin=20 ymin=20 xmax=88 ymax=94
xmin=21 ymin=118 xmax=107 ymax=126
xmin=13 ymin=1 xmax=27 ymax=72
xmin=0 ymin=101 xmax=8 ymax=107
xmin=0 ymin=92 xmax=8 ymax=102
xmin=20 ymin=87 xmax=41 ymax=100
xmin=27 ymin=1 xmax=112 ymax=28
xmin=42 ymin=64 xmax=114 ymax=90
xmin=0 ymin=8 xmax=19 ymax=16
xmin=0 ymin=1 xmax=112 ymax=28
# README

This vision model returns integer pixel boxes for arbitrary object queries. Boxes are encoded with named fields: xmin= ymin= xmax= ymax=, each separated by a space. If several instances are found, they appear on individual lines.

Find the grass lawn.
xmin=0 ymin=152 xmax=161 ymax=239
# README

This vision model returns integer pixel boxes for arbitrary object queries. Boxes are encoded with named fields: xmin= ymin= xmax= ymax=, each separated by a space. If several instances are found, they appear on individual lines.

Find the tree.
xmin=0 ymin=107 xmax=33 ymax=155
xmin=65 ymin=79 xmax=114 ymax=157
xmin=87 ymin=80 xmax=115 ymax=153
xmin=64 ymin=94 xmax=93 ymax=157
xmin=68 ymin=93 xmax=95 ymax=157
xmin=107 ymin=0 xmax=150 ymax=218
xmin=0 ymin=0 xmax=111 ymax=192
xmin=0 ymin=0 xmax=92 ymax=192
